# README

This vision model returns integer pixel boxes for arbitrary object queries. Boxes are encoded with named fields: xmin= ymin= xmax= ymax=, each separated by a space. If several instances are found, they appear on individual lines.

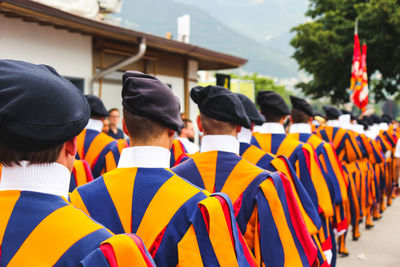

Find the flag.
xmin=350 ymin=33 xmax=362 ymax=91
xmin=352 ymin=44 xmax=369 ymax=112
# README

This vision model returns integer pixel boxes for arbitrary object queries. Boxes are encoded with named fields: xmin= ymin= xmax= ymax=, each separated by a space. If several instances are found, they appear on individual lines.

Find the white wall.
xmin=0 ymin=14 xmax=92 ymax=91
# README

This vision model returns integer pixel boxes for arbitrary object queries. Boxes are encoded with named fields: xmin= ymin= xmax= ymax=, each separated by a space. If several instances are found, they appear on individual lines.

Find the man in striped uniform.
xmin=0 ymin=60 xmax=154 ymax=266
xmin=235 ymin=93 xmax=322 ymax=240
xmin=251 ymin=91 xmax=333 ymax=264
xmin=76 ymin=95 xmax=121 ymax=178
xmin=173 ymin=86 xmax=319 ymax=267
xmin=287 ymin=96 xmax=350 ymax=266
xmin=71 ymin=72 xmax=255 ymax=266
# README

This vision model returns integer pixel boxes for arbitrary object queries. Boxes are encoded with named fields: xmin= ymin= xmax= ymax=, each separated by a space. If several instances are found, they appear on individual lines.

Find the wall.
xmin=0 ymin=14 xmax=92 ymax=90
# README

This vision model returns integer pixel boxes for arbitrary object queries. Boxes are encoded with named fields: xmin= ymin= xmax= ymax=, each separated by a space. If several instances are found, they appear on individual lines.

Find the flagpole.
xmin=355 ymin=18 xmax=358 ymax=34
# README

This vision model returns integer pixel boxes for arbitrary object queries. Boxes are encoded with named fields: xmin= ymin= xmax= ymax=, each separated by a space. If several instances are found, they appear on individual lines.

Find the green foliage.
xmin=230 ymin=73 xmax=290 ymax=104
xmin=291 ymin=0 xmax=400 ymax=104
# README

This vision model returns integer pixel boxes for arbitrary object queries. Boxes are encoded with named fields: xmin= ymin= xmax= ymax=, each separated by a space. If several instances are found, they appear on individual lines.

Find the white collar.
xmin=200 ymin=135 xmax=239 ymax=154
xmin=0 ymin=161 xmax=70 ymax=198
xmin=289 ymin=123 xmax=312 ymax=134
xmin=117 ymin=146 xmax=170 ymax=168
xmin=237 ymin=127 xmax=253 ymax=143
xmin=177 ymin=137 xmax=199 ymax=154
xmin=259 ymin=123 xmax=285 ymax=134
xmin=253 ymin=125 xmax=262 ymax=133
xmin=326 ymin=120 xmax=340 ymax=127
xmin=85 ymin=118 xmax=103 ymax=132
xmin=379 ymin=122 xmax=389 ymax=131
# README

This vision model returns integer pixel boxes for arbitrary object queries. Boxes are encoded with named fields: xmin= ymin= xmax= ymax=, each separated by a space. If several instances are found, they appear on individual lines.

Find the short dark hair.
xmin=182 ymin=118 xmax=192 ymax=128
xmin=123 ymin=108 xmax=167 ymax=143
xmin=291 ymin=108 xmax=311 ymax=123
xmin=200 ymin=113 xmax=236 ymax=134
xmin=109 ymin=108 xmax=119 ymax=114
xmin=0 ymin=143 xmax=64 ymax=167
xmin=260 ymin=109 xmax=285 ymax=123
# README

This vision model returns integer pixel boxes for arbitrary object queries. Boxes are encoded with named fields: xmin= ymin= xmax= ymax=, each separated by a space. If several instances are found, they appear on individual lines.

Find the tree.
xmin=291 ymin=0 xmax=400 ymax=104
xmin=230 ymin=73 xmax=290 ymax=104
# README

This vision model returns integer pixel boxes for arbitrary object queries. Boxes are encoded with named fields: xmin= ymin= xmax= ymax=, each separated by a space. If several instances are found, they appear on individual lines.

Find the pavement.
xmin=336 ymin=198 xmax=400 ymax=267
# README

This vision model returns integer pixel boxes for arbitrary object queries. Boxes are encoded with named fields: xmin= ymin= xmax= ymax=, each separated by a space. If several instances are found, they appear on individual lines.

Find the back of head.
xmin=370 ymin=114 xmax=382 ymax=124
xmin=190 ymin=85 xmax=250 ymax=134
xmin=323 ymin=105 xmax=342 ymax=121
xmin=256 ymin=90 xmax=290 ymax=122
xmin=122 ymin=71 xmax=183 ymax=142
xmin=0 ymin=60 xmax=89 ymax=166
xmin=235 ymin=93 xmax=265 ymax=126
xmin=85 ymin=95 xmax=109 ymax=119
xmin=290 ymin=95 xmax=314 ymax=123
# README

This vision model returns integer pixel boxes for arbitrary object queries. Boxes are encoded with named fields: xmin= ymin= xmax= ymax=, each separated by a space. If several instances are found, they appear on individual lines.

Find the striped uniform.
xmin=173 ymin=151 xmax=318 ymax=267
xmin=69 ymin=160 xmax=93 ymax=192
xmin=70 ymin=167 xmax=255 ymax=266
xmin=239 ymin=142 xmax=322 ymax=236
xmin=76 ymin=129 xmax=121 ymax=178
xmin=251 ymin=133 xmax=334 ymax=219
xmin=170 ymin=139 xmax=190 ymax=167
xmin=0 ymin=190 xmax=154 ymax=266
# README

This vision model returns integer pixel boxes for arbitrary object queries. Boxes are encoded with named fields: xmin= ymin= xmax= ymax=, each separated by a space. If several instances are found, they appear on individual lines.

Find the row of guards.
xmin=69 ymin=77 xmax=399 ymax=267
xmin=1 ymin=60 xmax=399 ymax=267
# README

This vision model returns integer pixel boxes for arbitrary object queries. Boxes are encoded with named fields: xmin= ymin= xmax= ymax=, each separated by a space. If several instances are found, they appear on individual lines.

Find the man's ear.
xmin=122 ymin=118 xmax=129 ymax=135
xmin=65 ymin=137 xmax=77 ymax=157
xmin=196 ymin=115 xmax=204 ymax=132
xmin=290 ymin=115 xmax=293 ymax=124
xmin=168 ymin=129 xmax=175 ymax=138
xmin=250 ymin=123 xmax=255 ymax=131
xmin=236 ymin=125 xmax=242 ymax=135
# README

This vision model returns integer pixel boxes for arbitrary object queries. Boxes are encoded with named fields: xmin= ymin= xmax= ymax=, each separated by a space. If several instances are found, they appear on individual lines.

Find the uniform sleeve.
xmin=254 ymin=175 xmax=318 ymax=267
xmin=184 ymin=193 xmax=257 ymax=267
xmin=105 ymin=142 xmax=121 ymax=173
xmin=81 ymin=234 xmax=155 ymax=267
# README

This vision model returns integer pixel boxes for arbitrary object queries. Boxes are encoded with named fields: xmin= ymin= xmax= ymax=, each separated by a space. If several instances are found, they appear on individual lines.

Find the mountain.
xmin=116 ymin=0 xmax=307 ymax=78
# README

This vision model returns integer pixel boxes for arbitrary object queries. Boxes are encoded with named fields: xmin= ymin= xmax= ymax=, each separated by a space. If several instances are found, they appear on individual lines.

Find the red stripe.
xmin=336 ymin=218 xmax=348 ymax=232
xmin=100 ymin=243 xmax=118 ymax=267
xmin=148 ymin=226 xmax=167 ymax=257
xmin=214 ymin=196 xmax=235 ymax=249
xmin=82 ymin=160 xmax=94 ymax=182
xmin=125 ymin=234 xmax=154 ymax=266
xmin=233 ymin=193 xmax=244 ymax=217
xmin=277 ymin=172 xmax=318 ymax=266
xmin=321 ymin=236 xmax=332 ymax=251
xmin=199 ymin=204 xmax=210 ymax=233
xmin=71 ymin=167 xmax=78 ymax=187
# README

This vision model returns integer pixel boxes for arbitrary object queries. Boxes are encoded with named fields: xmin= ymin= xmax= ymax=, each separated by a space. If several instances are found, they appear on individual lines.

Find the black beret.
xmin=235 ymin=93 xmax=265 ymax=125
xmin=323 ymin=105 xmax=342 ymax=119
xmin=340 ymin=109 xmax=357 ymax=121
xmin=0 ymin=60 xmax=90 ymax=152
xmin=256 ymin=90 xmax=290 ymax=116
xmin=381 ymin=114 xmax=393 ymax=124
xmin=363 ymin=116 xmax=373 ymax=126
xmin=122 ymin=71 xmax=184 ymax=132
xmin=85 ymin=95 xmax=109 ymax=117
xmin=290 ymin=95 xmax=314 ymax=117
xmin=190 ymin=85 xmax=251 ymax=128
xmin=370 ymin=114 xmax=382 ymax=124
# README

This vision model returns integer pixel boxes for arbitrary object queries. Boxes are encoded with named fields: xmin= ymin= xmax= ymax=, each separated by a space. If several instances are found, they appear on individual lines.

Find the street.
xmin=337 ymin=198 xmax=400 ymax=267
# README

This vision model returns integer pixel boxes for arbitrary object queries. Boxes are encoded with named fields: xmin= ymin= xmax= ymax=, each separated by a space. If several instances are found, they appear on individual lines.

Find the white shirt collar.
xmin=326 ymin=120 xmax=340 ymax=127
xmin=0 ymin=161 xmax=70 ymax=198
xmin=237 ymin=127 xmax=253 ymax=143
xmin=117 ymin=146 xmax=171 ymax=168
xmin=379 ymin=122 xmax=389 ymax=131
xmin=177 ymin=137 xmax=199 ymax=154
xmin=289 ymin=123 xmax=312 ymax=134
xmin=85 ymin=118 xmax=103 ymax=132
xmin=259 ymin=122 xmax=285 ymax=134
xmin=200 ymin=135 xmax=239 ymax=154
